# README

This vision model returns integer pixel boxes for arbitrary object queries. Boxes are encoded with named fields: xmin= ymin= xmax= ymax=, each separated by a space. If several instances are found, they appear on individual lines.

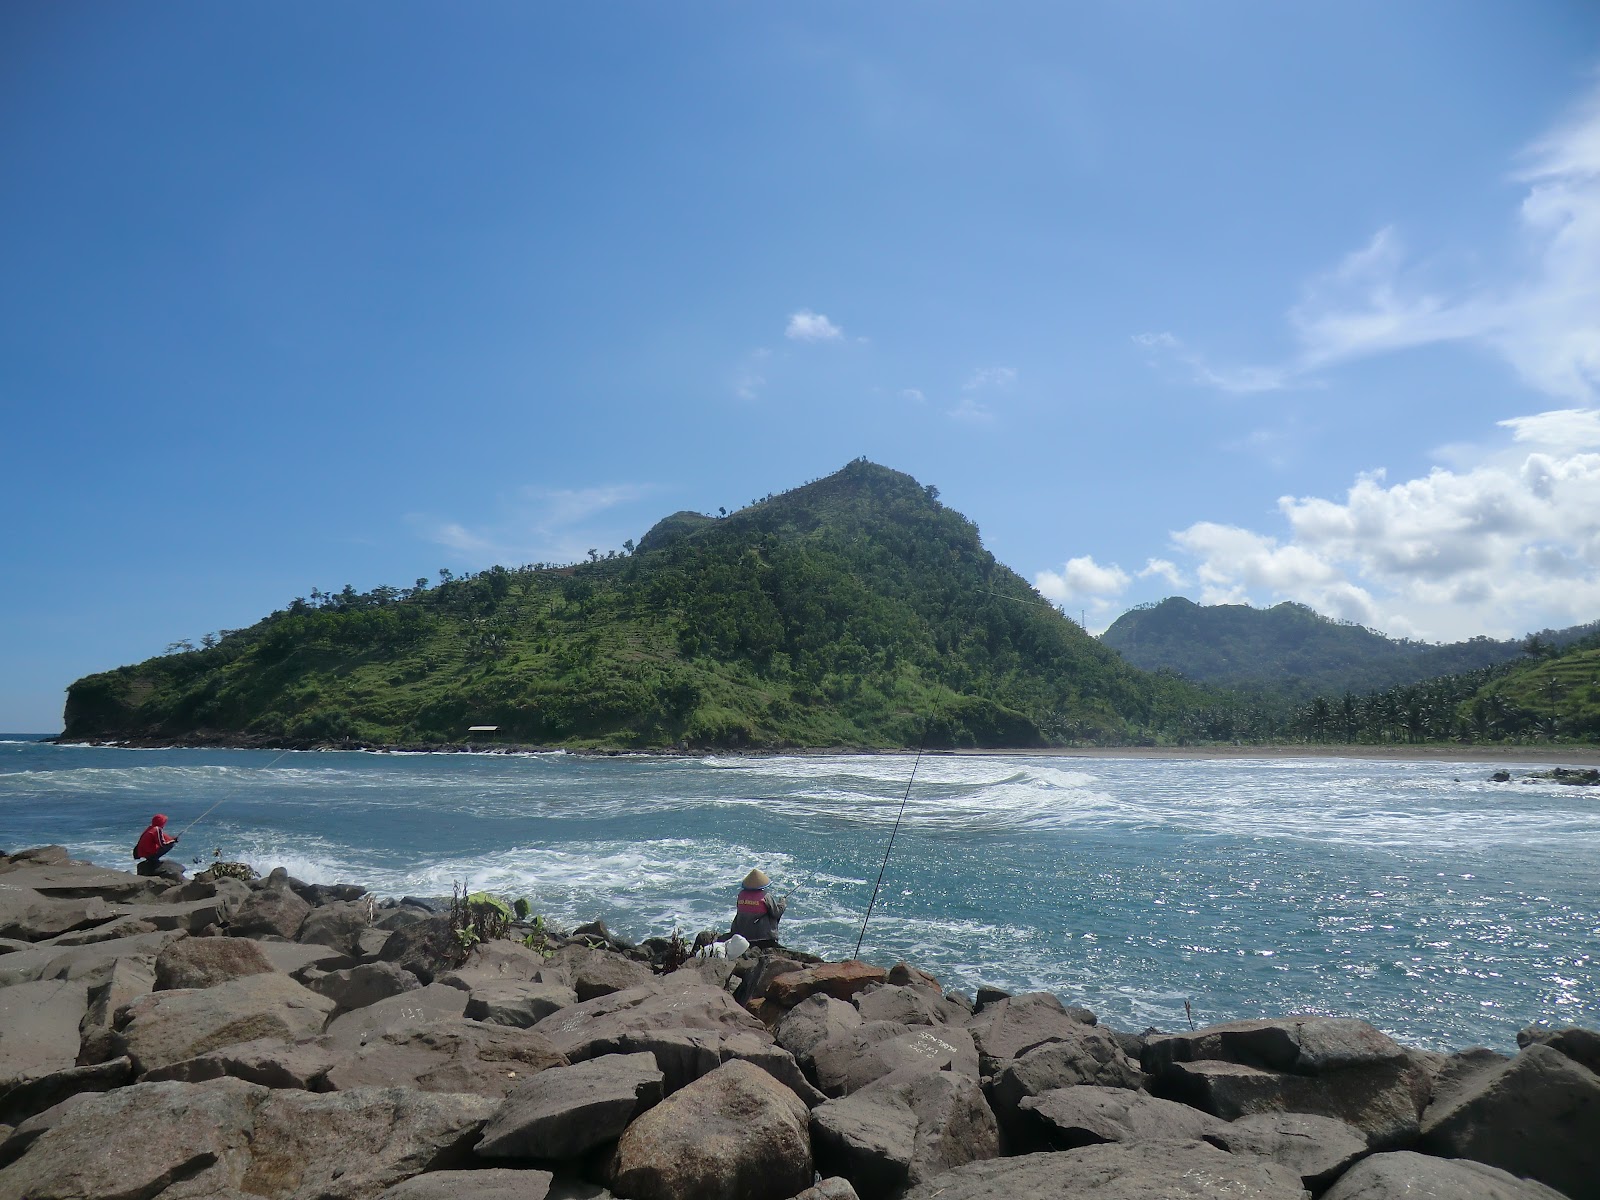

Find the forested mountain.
xmin=1099 ymin=596 xmax=1597 ymax=702
xmin=63 ymin=461 xmax=1212 ymax=750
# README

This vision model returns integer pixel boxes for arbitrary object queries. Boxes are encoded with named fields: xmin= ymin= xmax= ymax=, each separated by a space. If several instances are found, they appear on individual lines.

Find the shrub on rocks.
xmin=610 ymin=1060 xmax=812 ymax=1200
xmin=811 ymin=1068 xmax=999 ymax=1199
xmin=376 ymin=915 xmax=462 ymax=984
xmin=153 ymin=934 xmax=277 ymax=989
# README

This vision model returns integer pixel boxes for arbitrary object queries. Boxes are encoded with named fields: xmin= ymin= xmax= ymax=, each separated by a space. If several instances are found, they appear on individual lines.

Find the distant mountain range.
xmin=1100 ymin=596 xmax=1599 ymax=701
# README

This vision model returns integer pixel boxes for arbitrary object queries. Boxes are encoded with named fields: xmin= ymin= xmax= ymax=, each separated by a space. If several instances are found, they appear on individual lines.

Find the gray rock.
xmin=1419 ymin=1042 xmax=1600 ymax=1200
xmin=0 ymin=929 xmax=181 ymax=987
xmin=377 ymin=915 xmax=462 ymax=984
xmin=0 ymin=846 xmax=73 ymax=868
xmin=297 ymin=899 xmax=376 ymax=954
xmin=610 ymin=1060 xmax=812 ymax=1200
xmin=78 ymin=954 xmax=155 ymax=1039
xmin=811 ymin=1069 xmax=999 ymax=1200
xmin=1427 ymin=1047 xmax=1512 ymax=1115
xmin=154 ymin=934 xmax=277 ymax=989
xmin=323 ymin=1019 xmax=567 ymax=1098
xmin=886 ymin=962 xmax=941 ymax=992
xmin=1019 ymin=1085 xmax=1228 ymax=1150
xmin=379 ymin=1168 xmax=556 ymax=1199
xmin=811 ymin=1023 xmax=978 ymax=1098
xmin=228 ymin=881 xmax=312 ymax=940
xmin=254 ymin=939 xmax=353 ymax=976
xmin=966 ymin=991 xmax=1097 ymax=1075
xmin=1143 ymin=1017 xmax=1430 ymax=1149
xmin=322 ymin=982 xmax=470 ymax=1054
xmin=1204 ymin=1112 xmax=1371 ymax=1191
xmin=988 ymin=1026 xmax=1148 ymax=1145
xmin=853 ymin=984 xmax=965 ymax=1027
xmin=466 ymin=980 xmax=579 ymax=1028
xmin=571 ymin=953 xmax=655 ymax=1001
xmin=1518 ymin=1025 xmax=1600 ymax=1076
xmin=0 ymin=1056 xmax=133 ymax=1126
xmin=103 ymin=897 xmax=228 ymax=934
xmin=1322 ymin=1150 xmax=1570 ymax=1200
xmin=775 ymin=993 xmax=863 ymax=1065
xmin=0 ymin=894 xmax=115 ymax=943
xmin=897 ymin=1138 xmax=1311 ymax=1199
xmin=0 ymin=979 xmax=88 ymax=1090
xmin=43 ymin=916 xmax=159 ymax=946
xmin=531 ymin=980 xmax=764 ymax=1063
xmin=140 ymin=1036 xmax=344 ymax=1089
xmin=309 ymin=961 xmax=423 ymax=1011
xmin=789 ymin=1181 xmax=861 ymax=1200
xmin=477 ymin=1050 xmax=664 ymax=1160
xmin=113 ymin=971 xmax=336 ymax=1073
xmin=0 ymin=861 xmax=163 ymax=904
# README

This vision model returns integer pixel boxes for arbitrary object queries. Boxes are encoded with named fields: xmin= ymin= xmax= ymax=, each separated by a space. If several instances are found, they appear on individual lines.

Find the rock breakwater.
xmin=0 ymin=845 xmax=1594 ymax=1199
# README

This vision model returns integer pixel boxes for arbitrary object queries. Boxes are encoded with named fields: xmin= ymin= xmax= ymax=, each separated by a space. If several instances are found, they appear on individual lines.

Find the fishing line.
xmin=177 ymin=747 xmax=296 ymax=841
xmin=853 ymin=725 xmax=928 ymax=960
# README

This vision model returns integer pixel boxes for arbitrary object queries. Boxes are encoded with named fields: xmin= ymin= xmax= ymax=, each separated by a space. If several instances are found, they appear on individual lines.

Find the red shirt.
xmin=134 ymin=823 xmax=175 ymax=859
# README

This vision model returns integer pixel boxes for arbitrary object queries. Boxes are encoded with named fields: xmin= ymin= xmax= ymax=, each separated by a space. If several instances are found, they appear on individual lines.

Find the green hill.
xmin=1100 ymin=597 xmax=1534 ymax=701
xmin=62 ymin=460 xmax=1211 ymax=750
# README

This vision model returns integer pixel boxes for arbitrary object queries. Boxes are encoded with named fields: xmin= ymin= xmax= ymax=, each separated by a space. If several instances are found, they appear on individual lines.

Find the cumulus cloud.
xmin=786 ymin=310 xmax=844 ymax=341
xmin=1144 ymin=76 xmax=1600 ymax=403
xmin=1164 ymin=415 xmax=1600 ymax=638
xmin=1035 ymin=555 xmax=1132 ymax=603
xmin=965 ymin=366 xmax=1018 ymax=390
xmin=1138 ymin=558 xmax=1188 ymax=588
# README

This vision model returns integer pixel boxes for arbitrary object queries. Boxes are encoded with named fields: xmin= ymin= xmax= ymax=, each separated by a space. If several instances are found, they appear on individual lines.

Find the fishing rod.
xmin=853 ymin=724 xmax=928 ymax=960
xmin=177 ymin=747 xmax=296 ymax=841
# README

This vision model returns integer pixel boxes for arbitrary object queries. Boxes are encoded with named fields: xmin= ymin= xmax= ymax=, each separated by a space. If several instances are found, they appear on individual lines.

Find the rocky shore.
xmin=0 ymin=847 xmax=1595 ymax=1200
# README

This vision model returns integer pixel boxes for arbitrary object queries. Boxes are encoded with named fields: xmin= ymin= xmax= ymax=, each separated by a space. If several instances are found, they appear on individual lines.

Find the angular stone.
xmin=1322 ymin=1150 xmax=1570 ymax=1200
xmin=1204 ymin=1112 xmax=1371 ymax=1191
xmin=114 ymin=971 xmax=336 ymax=1073
xmin=988 ymin=1025 xmax=1146 ymax=1145
xmin=228 ymin=882 xmax=311 ymax=940
xmin=379 ymin=1168 xmax=556 ymax=1199
xmin=477 ymin=1051 xmax=664 ymax=1160
xmin=0 ymin=894 xmax=115 ymax=942
xmin=1419 ymin=1042 xmax=1600 ymax=1200
xmin=1144 ymin=1016 xmax=1429 ymax=1149
xmin=45 ymin=916 xmax=159 ymax=946
xmin=811 ymin=1023 xmax=978 ymax=1098
xmin=1019 ymin=1085 xmax=1228 ymax=1150
xmin=457 ymin=938 xmax=563 ymax=982
xmin=572 ymin=953 xmax=656 ymax=1001
xmin=377 ymin=915 xmax=462 ymax=985
xmin=309 ymin=961 xmax=423 ymax=1011
xmin=610 ymin=1060 xmax=812 ymax=1200
xmin=140 ymin=1036 xmax=344 ymax=1090
xmin=154 ymin=935 xmax=277 ymax=989
xmin=323 ymin=1019 xmax=567 ymax=1098
xmin=886 ymin=962 xmax=940 ymax=992
xmin=0 ymin=1056 xmax=134 ymax=1126
xmin=768 ymin=961 xmax=886 ymax=1008
xmin=465 ymin=980 xmax=577 ymax=1028
xmin=322 ymin=982 xmax=470 ymax=1054
xmin=790 ymin=1181 xmax=861 ymax=1200
xmin=531 ymin=981 xmax=763 ymax=1062
xmin=105 ymin=897 xmax=228 ymax=934
xmin=811 ymin=1069 xmax=999 ymax=1200
xmin=966 ymin=991 xmax=1097 ymax=1075
xmin=853 ymin=984 xmax=965 ymax=1027
xmin=776 ymin=994 xmax=864 ymax=1065
xmin=0 ymin=929 xmax=181 ymax=988
xmin=897 ymin=1138 xmax=1311 ymax=1199
xmin=297 ymin=900 xmax=376 ymax=954
xmin=0 ymin=979 xmax=88 ymax=1089
xmin=0 ymin=862 xmax=163 ymax=903
xmin=1518 ymin=1025 xmax=1600 ymax=1076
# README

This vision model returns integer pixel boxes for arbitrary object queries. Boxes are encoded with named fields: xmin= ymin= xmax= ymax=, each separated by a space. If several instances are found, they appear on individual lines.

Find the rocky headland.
xmin=0 ymin=846 xmax=1595 ymax=1200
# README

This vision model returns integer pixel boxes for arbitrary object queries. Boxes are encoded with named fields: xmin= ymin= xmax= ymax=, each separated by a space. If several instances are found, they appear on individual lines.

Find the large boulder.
xmin=853 ymin=984 xmax=966 ymax=1027
xmin=0 ymin=929 xmax=181 ymax=988
xmin=476 ymin=1050 xmax=664 ymax=1160
xmin=775 ymin=994 xmax=864 ymax=1065
xmin=1518 ymin=1025 xmax=1600 ymax=1076
xmin=811 ymin=1069 xmax=999 ymax=1200
xmin=1419 ymin=1042 xmax=1600 ymax=1200
xmin=141 ymin=1036 xmax=345 ymax=1090
xmin=966 ymin=992 xmax=1097 ymax=1075
xmin=153 ymin=934 xmax=277 ymax=989
xmin=1202 ymin=1112 xmax=1370 ymax=1191
xmin=1322 ymin=1150 xmax=1570 ymax=1200
xmin=307 ymin=961 xmax=423 ymax=1011
xmin=0 ymin=979 xmax=88 ymax=1090
xmin=1018 ymin=1085 xmax=1228 ymax=1150
xmin=0 ymin=1056 xmax=134 ymax=1126
xmin=297 ymin=900 xmax=375 ymax=954
xmin=0 ymin=893 xmax=115 ymax=943
xmin=811 ymin=1022 xmax=978 ymax=1097
xmin=379 ymin=1168 xmax=556 ymax=1200
xmin=321 ymin=983 xmax=470 ymax=1053
xmin=571 ymin=953 xmax=656 ymax=1001
xmin=768 ymin=961 xmax=886 ymax=1008
xmin=322 ymin=1019 xmax=568 ymax=1098
xmin=376 ymin=915 xmax=462 ymax=985
xmin=609 ymin=1060 xmax=813 ymax=1200
xmin=532 ymin=981 xmax=764 ymax=1062
xmin=113 ymin=971 xmax=337 ymax=1073
xmin=897 ymin=1138 xmax=1311 ymax=1199
xmin=1143 ymin=1017 xmax=1429 ymax=1149
xmin=228 ymin=881 xmax=312 ymax=940
xmin=464 ymin=980 xmax=578 ymax=1028
xmin=987 ymin=1027 xmax=1147 ymax=1145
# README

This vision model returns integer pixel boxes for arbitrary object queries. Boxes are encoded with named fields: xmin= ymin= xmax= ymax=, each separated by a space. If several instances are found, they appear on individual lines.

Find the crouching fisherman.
xmin=133 ymin=813 xmax=183 ymax=879
xmin=731 ymin=867 xmax=786 ymax=949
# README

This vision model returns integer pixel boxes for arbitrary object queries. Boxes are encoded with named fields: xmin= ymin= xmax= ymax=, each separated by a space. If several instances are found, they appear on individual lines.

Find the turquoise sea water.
xmin=2 ymin=736 xmax=1596 ymax=1052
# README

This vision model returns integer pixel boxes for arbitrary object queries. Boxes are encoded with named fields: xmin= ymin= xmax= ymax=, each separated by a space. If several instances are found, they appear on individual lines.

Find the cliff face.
xmin=63 ymin=461 xmax=1207 ymax=750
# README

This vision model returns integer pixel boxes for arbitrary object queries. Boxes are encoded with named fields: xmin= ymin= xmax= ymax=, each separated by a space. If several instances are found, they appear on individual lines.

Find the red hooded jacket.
xmin=134 ymin=814 xmax=176 ymax=860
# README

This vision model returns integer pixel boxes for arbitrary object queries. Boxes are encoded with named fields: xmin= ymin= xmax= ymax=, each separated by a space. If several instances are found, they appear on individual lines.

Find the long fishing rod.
xmin=853 ymin=725 xmax=928 ymax=960
xmin=177 ymin=747 xmax=296 ymax=840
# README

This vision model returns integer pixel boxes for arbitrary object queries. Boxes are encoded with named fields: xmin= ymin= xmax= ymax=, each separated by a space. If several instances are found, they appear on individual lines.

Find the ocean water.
xmin=1 ymin=736 xmax=1596 ymax=1052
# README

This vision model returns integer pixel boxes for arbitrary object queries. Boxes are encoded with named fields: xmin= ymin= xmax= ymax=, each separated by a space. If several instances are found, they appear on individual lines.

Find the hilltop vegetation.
xmin=63 ymin=461 xmax=1212 ymax=750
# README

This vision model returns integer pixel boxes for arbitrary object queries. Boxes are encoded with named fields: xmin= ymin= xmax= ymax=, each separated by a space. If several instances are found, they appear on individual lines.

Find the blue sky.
xmin=4 ymin=3 xmax=1599 ymax=730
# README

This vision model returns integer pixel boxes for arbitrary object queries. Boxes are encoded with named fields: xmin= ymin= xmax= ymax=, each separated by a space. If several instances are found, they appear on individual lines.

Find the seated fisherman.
xmin=731 ymin=867 xmax=786 ymax=949
xmin=133 ymin=813 xmax=180 ymax=876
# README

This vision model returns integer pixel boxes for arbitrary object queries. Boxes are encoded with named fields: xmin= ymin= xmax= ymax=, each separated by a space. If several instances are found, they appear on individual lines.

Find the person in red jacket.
xmin=133 ymin=813 xmax=179 ymax=873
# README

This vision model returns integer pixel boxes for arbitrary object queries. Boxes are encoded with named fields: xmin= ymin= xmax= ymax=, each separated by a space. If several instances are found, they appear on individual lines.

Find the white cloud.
xmin=409 ymin=483 xmax=655 ymax=566
xmin=965 ymin=366 xmax=1018 ymax=390
xmin=1138 ymin=558 xmax=1188 ymax=588
xmin=1145 ymin=76 xmax=1600 ymax=404
xmin=947 ymin=396 xmax=995 ymax=423
xmin=785 ymin=310 xmax=844 ymax=341
xmin=900 ymin=388 xmax=927 ymax=404
xmin=1499 ymin=407 xmax=1600 ymax=448
xmin=1035 ymin=555 xmax=1131 ymax=603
